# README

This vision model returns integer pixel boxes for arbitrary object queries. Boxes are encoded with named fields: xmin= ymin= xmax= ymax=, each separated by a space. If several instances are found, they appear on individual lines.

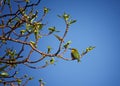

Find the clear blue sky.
xmin=7 ymin=0 xmax=120 ymax=86
xmin=24 ymin=0 xmax=120 ymax=86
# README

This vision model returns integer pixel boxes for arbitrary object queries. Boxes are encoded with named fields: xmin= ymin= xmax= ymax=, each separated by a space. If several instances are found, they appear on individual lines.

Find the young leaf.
xmin=30 ymin=41 xmax=37 ymax=48
xmin=50 ymin=57 xmax=55 ymax=64
xmin=38 ymin=23 xmax=43 ymax=30
xmin=81 ymin=46 xmax=95 ymax=56
xmin=48 ymin=27 xmax=56 ymax=32
xmin=20 ymin=30 xmax=26 ymax=35
xmin=44 ymin=7 xmax=49 ymax=14
xmin=34 ymin=22 xmax=43 ymax=30
xmin=54 ymin=34 xmax=64 ymax=42
xmin=69 ymin=20 xmax=77 ymax=24
xmin=0 ymin=72 xmax=9 ymax=77
xmin=63 ymin=13 xmax=70 ymax=21
xmin=26 ymin=23 xmax=34 ymax=32
xmin=34 ymin=29 xmax=39 ymax=39
xmin=63 ymin=41 xmax=72 ymax=49
xmin=86 ymin=46 xmax=95 ymax=52
xmin=48 ymin=27 xmax=60 ymax=35
xmin=17 ymin=79 xmax=22 ymax=85
xmin=47 ymin=46 xmax=52 ymax=54
xmin=29 ymin=77 xmax=33 ymax=80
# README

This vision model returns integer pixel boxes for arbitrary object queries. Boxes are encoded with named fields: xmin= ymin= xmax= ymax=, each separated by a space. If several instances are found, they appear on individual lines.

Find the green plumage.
xmin=71 ymin=48 xmax=80 ymax=62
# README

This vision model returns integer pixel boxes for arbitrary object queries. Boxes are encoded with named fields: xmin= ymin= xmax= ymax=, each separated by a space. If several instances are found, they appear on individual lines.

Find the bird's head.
xmin=69 ymin=48 xmax=77 ymax=52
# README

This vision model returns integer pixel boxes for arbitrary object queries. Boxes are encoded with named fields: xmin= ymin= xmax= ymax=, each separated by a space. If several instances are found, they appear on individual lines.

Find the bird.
xmin=70 ymin=48 xmax=81 ymax=62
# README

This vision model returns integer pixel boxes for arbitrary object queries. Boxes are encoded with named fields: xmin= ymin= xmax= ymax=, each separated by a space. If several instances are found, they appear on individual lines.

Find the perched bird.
xmin=70 ymin=48 xmax=81 ymax=62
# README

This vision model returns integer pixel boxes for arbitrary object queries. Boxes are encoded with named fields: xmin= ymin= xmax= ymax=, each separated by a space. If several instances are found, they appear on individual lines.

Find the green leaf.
xmin=54 ymin=34 xmax=64 ymax=42
xmin=23 ymin=14 xmax=29 ymax=22
xmin=10 ymin=50 xmax=17 ymax=58
xmin=44 ymin=7 xmax=49 ymax=14
xmin=34 ymin=29 xmax=39 ymax=39
xmin=37 ymin=23 xmax=43 ymax=30
xmin=5 ymin=49 xmax=17 ymax=59
xmin=0 ymin=72 xmax=9 ymax=77
xmin=34 ymin=22 xmax=43 ymax=30
xmin=86 ymin=46 xmax=95 ymax=52
xmin=30 ymin=22 xmax=42 ymax=40
xmin=63 ymin=13 xmax=70 ymax=21
xmin=48 ymin=27 xmax=59 ymax=34
xmin=17 ymin=79 xmax=22 ymax=85
xmin=81 ymin=46 xmax=95 ymax=56
xmin=30 ymin=11 xmax=38 ymax=21
xmin=50 ymin=57 xmax=55 ymax=64
xmin=69 ymin=20 xmax=77 ymax=24
xmin=29 ymin=77 xmax=33 ymax=80
xmin=30 ymin=41 xmax=37 ymax=48
xmin=37 ymin=35 xmax=42 ymax=39
xmin=20 ymin=30 xmax=26 ymax=35
xmin=26 ymin=23 xmax=34 ymax=32
xmin=48 ymin=27 xmax=56 ymax=32
xmin=19 ymin=7 xmax=25 ymax=15
xmin=47 ymin=46 xmax=51 ymax=54
xmin=63 ymin=41 xmax=72 ymax=49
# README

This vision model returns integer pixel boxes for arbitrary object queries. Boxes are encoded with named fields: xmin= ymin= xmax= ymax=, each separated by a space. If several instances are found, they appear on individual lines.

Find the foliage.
xmin=0 ymin=0 xmax=95 ymax=86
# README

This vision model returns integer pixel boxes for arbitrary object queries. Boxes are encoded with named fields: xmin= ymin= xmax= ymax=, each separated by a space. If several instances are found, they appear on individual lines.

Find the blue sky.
xmin=18 ymin=0 xmax=120 ymax=86
xmin=1 ymin=0 xmax=120 ymax=86
xmin=26 ymin=0 xmax=120 ymax=86
xmin=34 ymin=0 xmax=120 ymax=86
